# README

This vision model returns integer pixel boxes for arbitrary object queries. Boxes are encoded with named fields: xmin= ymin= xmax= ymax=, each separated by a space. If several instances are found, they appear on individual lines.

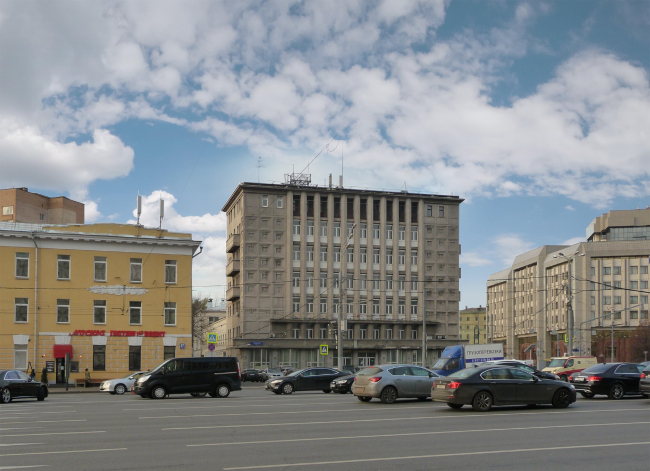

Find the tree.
xmin=191 ymin=296 xmax=211 ymax=356
xmin=630 ymin=320 xmax=650 ymax=362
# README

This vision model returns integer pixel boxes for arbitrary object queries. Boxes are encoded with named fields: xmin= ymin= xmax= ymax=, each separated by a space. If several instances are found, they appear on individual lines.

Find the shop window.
xmin=94 ymin=256 xmax=107 ymax=282
xmin=93 ymin=300 xmax=106 ymax=324
xmin=15 ymin=298 xmax=28 ymax=323
xmin=93 ymin=345 xmax=106 ymax=371
xmin=130 ymin=258 xmax=142 ymax=283
xmin=129 ymin=301 xmax=142 ymax=325
xmin=165 ymin=260 xmax=177 ymax=284
xmin=57 ymin=255 xmax=71 ymax=280
xmin=14 ymin=344 xmax=28 ymax=370
xmin=15 ymin=252 xmax=29 ymax=278
xmin=164 ymin=302 xmax=176 ymax=326
xmin=164 ymin=346 xmax=176 ymax=361
xmin=129 ymin=346 xmax=141 ymax=371
xmin=57 ymin=299 xmax=70 ymax=323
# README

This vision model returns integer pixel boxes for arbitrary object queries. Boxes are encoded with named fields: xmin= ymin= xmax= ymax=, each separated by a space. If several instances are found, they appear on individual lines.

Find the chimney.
xmin=329 ymin=174 xmax=332 ymax=189
xmin=338 ymin=175 xmax=343 ymax=188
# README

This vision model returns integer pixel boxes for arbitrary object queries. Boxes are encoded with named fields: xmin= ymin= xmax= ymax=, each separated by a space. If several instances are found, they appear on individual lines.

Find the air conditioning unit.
xmin=269 ymin=333 xmax=276 ymax=338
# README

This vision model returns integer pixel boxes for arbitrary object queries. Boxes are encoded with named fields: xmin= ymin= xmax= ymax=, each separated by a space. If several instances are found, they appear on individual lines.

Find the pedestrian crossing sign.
xmin=320 ymin=345 xmax=328 ymax=355
xmin=207 ymin=333 xmax=218 ymax=344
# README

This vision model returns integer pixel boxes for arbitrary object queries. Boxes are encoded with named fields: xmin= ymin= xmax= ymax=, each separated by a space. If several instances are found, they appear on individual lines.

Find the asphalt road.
xmin=0 ymin=385 xmax=649 ymax=471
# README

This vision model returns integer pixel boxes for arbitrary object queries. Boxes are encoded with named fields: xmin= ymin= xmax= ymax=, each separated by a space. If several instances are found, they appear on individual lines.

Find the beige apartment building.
xmin=222 ymin=176 xmax=463 ymax=370
xmin=459 ymin=306 xmax=487 ymax=344
xmin=1 ymin=187 xmax=84 ymax=224
xmin=487 ymin=208 xmax=650 ymax=366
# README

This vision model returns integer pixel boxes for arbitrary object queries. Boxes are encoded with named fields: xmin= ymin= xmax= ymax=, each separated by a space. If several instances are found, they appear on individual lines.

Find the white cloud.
xmin=84 ymin=200 xmax=101 ymax=223
xmin=492 ymin=234 xmax=536 ymax=266
xmin=561 ymin=236 xmax=585 ymax=246
xmin=565 ymin=205 xmax=575 ymax=211
xmin=460 ymin=252 xmax=493 ymax=267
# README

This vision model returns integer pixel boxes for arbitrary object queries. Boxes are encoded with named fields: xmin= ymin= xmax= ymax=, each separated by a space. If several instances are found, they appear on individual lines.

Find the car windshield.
xmin=287 ymin=369 xmax=306 ymax=377
xmin=357 ymin=367 xmax=383 ymax=376
xmin=548 ymin=359 xmax=566 ymax=368
xmin=130 ymin=372 xmax=146 ymax=380
xmin=581 ymin=364 xmax=611 ymax=374
xmin=447 ymin=368 xmax=476 ymax=379
xmin=150 ymin=360 xmax=170 ymax=374
xmin=268 ymin=368 xmax=281 ymax=373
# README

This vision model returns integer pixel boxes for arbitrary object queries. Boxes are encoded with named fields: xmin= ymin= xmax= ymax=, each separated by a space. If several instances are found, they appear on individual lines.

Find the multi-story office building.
xmin=487 ymin=208 xmax=650 ymax=366
xmin=0 ymin=222 xmax=200 ymax=384
xmin=1 ymin=187 xmax=84 ymax=224
xmin=459 ymin=306 xmax=487 ymax=344
xmin=222 ymin=176 xmax=463 ymax=370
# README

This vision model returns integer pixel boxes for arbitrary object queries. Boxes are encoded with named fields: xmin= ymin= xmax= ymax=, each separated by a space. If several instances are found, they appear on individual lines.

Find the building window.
xmin=129 ymin=301 xmax=142 ymax=325
xmin=94 ymin=300 xmax=106 ymax=324
xmin=293 ymin=220 xmax=301 ymax=235
xmin=410 ymin=329 xmax=418 ymax=340
xmin=129 ymin=346 xmax=141 ymax=371
xmin=398 ymin=226 xmax=406 ymax=241
xmin=359 ymin=327 xmax=367 ymax=339
xmin=164 ymin=302 xmax=177 ymax=326
xmin=386 ymin=225 xmax=393 ymax=240
xmin=15 ymin=298 xmax=28 ymax=323
xmin=411 ymin=227 xmax=418 ymax=241
xmin=373 ymin=328 xmax=380 ymax=339
xmin=372 ymin=300 xmax=380 ymax=314
xmin=386 ymin=328 xmax=393 ymax=339
xmin=15 ymin=252 xmax=29 ymax=279
xmin=306 ymin=299 xmax=314 ymax=313
xmin=347 ymin=328 xmax=354 ymax=339
xmin=386 ymin=249 xmax=393 ymax=265
xmin=306 ymin=246 xmax=314 ymax=262
xmin=411 ymin=250 xmax=418 ymax=265
xmin=386 ymin=303 xmax=393 ymax=315
xmin=373 ymin=224 xmax=380 ymax=239
xmin=613 ymin=266 xmax=621 ymax=275
xmin=164 ymin=346 xmax=176 ymax=360
xmin=293 ymin=272 xmax=300 ymax=288
xmin=57 ymin=255 xmax=71 ymax=280
xmin=277 ymin=196 xmax=283 ymax=208
xmin=262 ymin=195 xmax=269 ymax=207
xmin=590 ymin=267 xmax=595 ymax=276
xmin=642 ymin=281 xmax=649 ymax=289
xmin=334 ymin=222 xmax=341 ymax=238
xmin=398 ymin=301 xmax=405 ymax=315
xmin=94 ymin=256 xmax=107 ymax=282
xmin=320 ymin=328 xmax=328 ymax=339
xmin=630 ymin=296 xmax=638 ymax=304
xmin=643 ymin=296 xmax=649 ymax=304
xmin=57 ymin=299 xmax=70 ymax=323
xmin=306 ymin=329 xmax=314 ymax=339
xmin=293 ymin=246 xmax=301 ymax=261
xmin=130 ymin=258 xmax=142 ymax=283
xmin=360 ymin=248 xmax=367 ymax=264
xmin=630 ymin=311 xmax=638 ymax=319
xmin=14 ymin=344 xmax=28 ymax=370
xmin=630 ymin=266 xmax=639 ymax=275
xmin=641 ymin=266 xmax=649 ymax=274
xmin=292 ymin=329 xmax=300 ymax=339
xmin=411 ymin=300 xmax=418 ymax=315
xmin=360 ymin=224 xmax=367 ymax=239
xmin=411 ymin=276 xmax=418 ymax=291
xmin=293 ymin=298 xmax=300 ymax=313
xmin=347 ymin=249 xmax=354 ymax=263
xmin=398 ymin=329 xmax=405 ymax=339
xmin=165 ymin=260 xmax=177 ymax=284
xmin=641 ymin=311 xmax=649 ymax=319
xmin=93 ymin=345 xmax=106 ymax=371
xmin=3 ymin=205 xmax=14 ymax=215
xmin=307 ymin=220 xmax=314 ymax=236
xmin=602 ymin=267 xmax=611 ymax=275
xmin=438 ymin=206 xmax=445 ymax=217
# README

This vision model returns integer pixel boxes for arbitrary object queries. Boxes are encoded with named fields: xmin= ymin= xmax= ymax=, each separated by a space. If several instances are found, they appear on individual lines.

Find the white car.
xmin=99 ymin=372 xmax=148 ymax=395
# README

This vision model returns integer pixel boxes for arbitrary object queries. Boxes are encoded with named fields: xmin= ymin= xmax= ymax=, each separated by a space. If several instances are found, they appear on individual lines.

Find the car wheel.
xmin=579 ymin=391 xmax=595 ymax=399
xmin=37 ymin=387 xmax=46 ymax=402
xmin=151 ymin=386 xmax=167 ymax=399
xmin=357 ymin=396 xmax=371 ymax=402
xmin=608 ymin=383 xmax=625 ymax=400
xmin=114 ymin=384 xmax=127 ymax=395
xmin=216 ymin=384 xmax=231 ymax=398
xmin=552 ymin=389 xmax=572 ymax=408
xmin=559 ymin=375 xmax=568 ymax=382
xmin=282 ymin=383 xmax=294 ymax=395
xmin=1 ymin=388 xmax=12 ymax=403
xmin=471 ymin=391 xmax=493 ymax=412
xmin=380 ymin=386 xmax=398 ymax=404
xmin=190 ymin=392 xmax=208 ymax=397
xmin=447 ymin=403 xmax=463 ymax=409
xmin=322 ymin=389 xmax=331 ymax=393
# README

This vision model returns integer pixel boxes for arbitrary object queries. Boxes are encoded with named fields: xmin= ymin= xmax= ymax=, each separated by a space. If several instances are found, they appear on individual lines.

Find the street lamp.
xmin=337 ymin=224 xmax=355 ymax=371
xmin=553 ymin=251 xmax=585 ymax=356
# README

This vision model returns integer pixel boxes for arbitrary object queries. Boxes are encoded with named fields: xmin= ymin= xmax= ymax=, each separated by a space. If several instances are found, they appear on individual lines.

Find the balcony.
xmin=226 ymin=286 xmax=240 ymax=301
xmin=226 ymin=234 xmax=240 ymax=253
xmin=226 ymin=259 xmax=240 ymax=276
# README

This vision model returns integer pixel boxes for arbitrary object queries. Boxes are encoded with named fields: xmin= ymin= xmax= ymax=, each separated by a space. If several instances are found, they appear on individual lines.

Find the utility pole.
xmin=611 ymin=320 xmax=615 ymax=363
xmin=337 ymin=224 xmax=355 ymax=371
xmin=567 ymin=257 xmax=574 ymax=356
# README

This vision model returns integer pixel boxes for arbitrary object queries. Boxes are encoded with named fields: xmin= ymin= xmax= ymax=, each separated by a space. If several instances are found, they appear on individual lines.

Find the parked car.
xmin=353 ymin=364 xmax=439 ymax=403
xmin=266 ymin=367 xmax=346 ymax=394
xmin=570 ymin=362 xmax=646 ymax=399
xmin=260 ymin=368 xmax=283 ymax=382
xmin=482 ymin=360 xmax=560 ymax=380
xmin=431 ymin=365 xmax=576 ymax=411
xmin=281 ymin=367 xmax=297 ymax=376
xmin=330 ymin=374 xmax=356 ymax=393
xmin=542 ymin=356 xmax=598 ymax=381
xmin=640 ymin=365 xmax=650 ymax=396
xmin=133 ymin=357 xmax=241 ymax=399
xmin=99 ymin=371 xmax=148 ymax=395
xmin=0 ymin=370 xmax=48 ymax=403
xmin=241 ymin=369 xmax=263 ymax=382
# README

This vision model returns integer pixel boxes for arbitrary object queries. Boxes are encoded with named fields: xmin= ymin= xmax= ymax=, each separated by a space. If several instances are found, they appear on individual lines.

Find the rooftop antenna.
xmin=159 ymin=198 xmax=164 ymax=229
xmin=136 ymin=194 xmax=142 ymax=226
xmin=256 ymin=156 xmax=265 ymax=182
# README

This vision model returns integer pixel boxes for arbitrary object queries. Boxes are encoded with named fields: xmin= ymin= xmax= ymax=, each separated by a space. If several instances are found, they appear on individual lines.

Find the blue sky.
xmin=1 ymin=0 xmax=649 ymax=307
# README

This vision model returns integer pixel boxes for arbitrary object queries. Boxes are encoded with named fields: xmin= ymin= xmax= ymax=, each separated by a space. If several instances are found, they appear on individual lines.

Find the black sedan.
xmin=483 ymin=360 xmax=560 ymax=380
xmin=330 ymin=374 xmax=355 ymax=393
xmin=241 ymin=369 xmax=263 ymax=382
xmin=266 ymin=367 xmax=347 ymax=394
xmin=0 ymin=370 xmax=48 ymax=403
xmin=431 ymin=366 xmax=576 ymax=411
xmin=570 ymin=363 xmax=646 ymax=399
xmin=640 ymin=366 xmax=650 ymax=396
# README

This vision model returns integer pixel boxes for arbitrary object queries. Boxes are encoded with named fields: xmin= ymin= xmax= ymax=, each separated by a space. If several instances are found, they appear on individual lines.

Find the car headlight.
xmin=270 ymin=380 xmax=282 ymax=386
xmin=137 ymin=375 xmax=150 ymax=384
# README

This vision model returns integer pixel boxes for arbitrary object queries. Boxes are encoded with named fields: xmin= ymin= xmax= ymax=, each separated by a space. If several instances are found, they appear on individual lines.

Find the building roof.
xmin=222 ymin=181 xmax=464 ymax=211
xmin=487 ymin=267 xmax=512 ymax=285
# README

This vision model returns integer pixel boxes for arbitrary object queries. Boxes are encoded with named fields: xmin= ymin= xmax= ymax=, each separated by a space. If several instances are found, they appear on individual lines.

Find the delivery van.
xmin=542 ymin=356 xmax=598 ymax=381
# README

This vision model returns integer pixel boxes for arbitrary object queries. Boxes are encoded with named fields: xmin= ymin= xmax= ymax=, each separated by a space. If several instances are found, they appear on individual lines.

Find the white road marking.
xmin=0 ymin=431 xmax=105 ymax=438
xmin=0 ymin=427 xmax=43 ymax=431
xmin=0 ymin=466 xmax=48 ymax=469
xmin=164 ymin=407 xmax=650 ymax=431
xmin=0 ymin=411 xmax=73 ymax=415
xmin=0 ymin=443 xmax=43 ymax=447
xmin=0 ymin=448 xmax=127 ymax=458
xmin=141 ymin=405 xmax=431 ymax=420
xmin=223 ymin=441 xmax=650 ymax=470
xmin=0 ymin=420 xmax=86 ymax=426
xmin=190 ymin=421 xmax=650 ymax=447
xmin=124 ymin=400 xmax=351 ymax=412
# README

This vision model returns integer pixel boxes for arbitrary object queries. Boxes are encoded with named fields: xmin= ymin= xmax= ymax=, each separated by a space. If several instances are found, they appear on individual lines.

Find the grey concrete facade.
xmin=222 ymin=180 xmax=463 ymax=369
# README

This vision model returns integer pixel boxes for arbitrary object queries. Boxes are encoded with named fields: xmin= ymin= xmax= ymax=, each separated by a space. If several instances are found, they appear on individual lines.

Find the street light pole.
xmin=554 ymin=251 xmax=585 ymax=356
xmin=337 ymin=224 xmax=355 ymax=371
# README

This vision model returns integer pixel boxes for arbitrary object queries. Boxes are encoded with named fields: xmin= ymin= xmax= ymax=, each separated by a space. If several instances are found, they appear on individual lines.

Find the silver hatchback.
xmin=352 ymin=364 xmax=439 ymax=403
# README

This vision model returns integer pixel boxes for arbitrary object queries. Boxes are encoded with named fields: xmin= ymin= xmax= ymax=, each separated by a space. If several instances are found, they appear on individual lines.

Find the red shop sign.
xmin=70 ymin=330 xmax=165 ymax=338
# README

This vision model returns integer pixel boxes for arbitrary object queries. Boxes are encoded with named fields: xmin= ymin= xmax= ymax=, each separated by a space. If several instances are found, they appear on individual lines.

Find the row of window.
xmin=591 ymin=295 xmax=649 ymax=306
xmin=291 ymin=298 xmax=419 ymax=315
xmin=590 ymin=281 xmax=649 ymax=290
xmin=291 ymin=246 xmax=419 ymax=265
xmin=14 ymin=299 xmax=177 ymax=325
xmin=594 ymin=265 xmax=649 ymax=275
xmin=93 ymin=345 xmax=176 ymax=371
xmin=292 ymin=273 xmax=421 ymax=290
xmin=14 ymin=253 xmax=178 ymax=284
xmin=292 ymin=222 xmax=421 ymax=241
xmin=591 ymin=310 xmax=648 ymax=320
xmin=287 ymin=326 xmax=419 ymax=340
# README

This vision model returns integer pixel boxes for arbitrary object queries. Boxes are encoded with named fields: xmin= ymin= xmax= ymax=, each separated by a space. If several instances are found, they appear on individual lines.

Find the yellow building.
xmin=0 ymin=222 xmax=200 ymax=385
xmin=459 ymin=306 xmax=487 ymax=344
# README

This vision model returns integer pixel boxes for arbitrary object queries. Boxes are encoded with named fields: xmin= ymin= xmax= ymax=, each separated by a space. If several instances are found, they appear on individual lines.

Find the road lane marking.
xmin=0 ymin=427 xmax=43 ymax=431
xmin=0 ymin=431 xmax=105 ymax=438
xmin=0 ymin=411 xmax=74 ymax=415
xmin=164 ymin=407 xmax=650 ymax=431
xmin=190 ymin=421 xmax=650 ymax=447
xmin=0 ymin=420 xmax=86 ymax=426
xmin=124 ymin=400 xmax=353 ymax=411
xmin=0 ymin=466 xmax=48 ymax=469
xmin=223 ymin=441 xmax=650 ymax=470
xmin=141 ymin=406 xmax=431 ymax=419
xmin=0 ymin=443 xmax=43 ymax=447
xmin=0 ymin=448 xmax=127 ymax=458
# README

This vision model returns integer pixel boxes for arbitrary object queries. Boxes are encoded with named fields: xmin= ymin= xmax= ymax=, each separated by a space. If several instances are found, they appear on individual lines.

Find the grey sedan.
xmin=352 ymin=364 xmax=439 ymax=403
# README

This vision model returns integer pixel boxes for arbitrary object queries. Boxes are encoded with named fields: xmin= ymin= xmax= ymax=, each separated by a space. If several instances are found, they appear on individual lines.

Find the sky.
xmin=1 ymin=0 xmax=649 ymax=308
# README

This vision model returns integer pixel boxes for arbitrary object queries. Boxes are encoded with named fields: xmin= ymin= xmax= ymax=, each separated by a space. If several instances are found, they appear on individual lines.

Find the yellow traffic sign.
xmin=207 ymin=333 xmax=218 ymax=344
xmin=320 ymin=345 xmax=328 ymax=355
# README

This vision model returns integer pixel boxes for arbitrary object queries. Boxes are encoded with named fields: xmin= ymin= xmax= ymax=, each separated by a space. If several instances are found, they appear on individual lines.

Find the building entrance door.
xmin=55 ymin=358 xmax=66 ymax=384
xmin=358 ymin=351 xmax=376 ymax=367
